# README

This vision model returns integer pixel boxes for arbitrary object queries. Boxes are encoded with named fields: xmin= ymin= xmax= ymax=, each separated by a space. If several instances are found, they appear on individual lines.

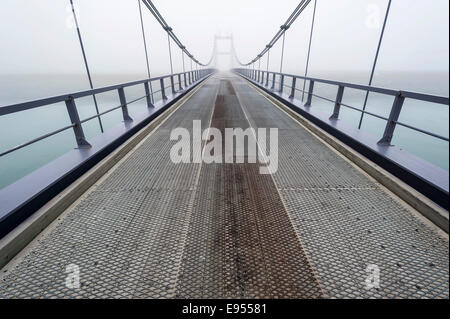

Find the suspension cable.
xmin=358 ymin=0 xmax=392 ymax=129
xmin=167 ymin=33 xmax=174 ymax=74
xmin=141 ymin=0 xmax=214 ymax=67
xmin=69 ymin=0 xmax=104 ymax=133
xmin=234 ymin=0 xmax=312 ymax=66
xmin=302 ymin=0 xmax=317 ymax=102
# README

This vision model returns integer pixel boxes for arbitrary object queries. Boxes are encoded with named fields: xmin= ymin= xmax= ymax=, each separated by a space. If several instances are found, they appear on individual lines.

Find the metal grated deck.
xmin=232 ymin=76 xmax=449 ymax=299
xmin=0 ymin=73 xmax=448 ymax=299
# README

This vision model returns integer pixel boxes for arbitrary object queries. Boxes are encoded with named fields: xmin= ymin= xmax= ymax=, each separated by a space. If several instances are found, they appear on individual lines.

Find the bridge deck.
xmin=0 ymin=73 xmax=448 ymax=299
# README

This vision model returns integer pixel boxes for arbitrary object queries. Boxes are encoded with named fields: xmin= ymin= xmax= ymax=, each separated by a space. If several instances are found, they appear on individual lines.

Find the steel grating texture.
xmin=176 ymin=79 xmax=323 ymax=298
xmin=0 ymin=80 xmax=219 ymax=298
xmin=0 ymin=73 xmax=448 ymax=299
xmin=232 ymin=76 xmax=449 ymax=299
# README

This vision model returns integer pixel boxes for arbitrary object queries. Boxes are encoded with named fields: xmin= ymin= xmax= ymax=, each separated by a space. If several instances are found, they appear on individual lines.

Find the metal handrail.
xmin=235 ymin=68 xmax=449 ymax=144
xmin=0 ymin=69 xmax=214 ymax=157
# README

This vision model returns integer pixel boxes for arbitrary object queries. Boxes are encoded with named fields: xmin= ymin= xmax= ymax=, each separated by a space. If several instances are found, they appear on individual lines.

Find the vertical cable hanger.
xmin=166 ymin=28 xmax=174 ymax=75
xmin=279 ymin=27 xmax=288 ymax=73
xmin=266 ymin=46 xmax=271 ymax=73
xmin=138 ymin=0 xmax=154 ymax=103
xmin=69 ymin=0 xmax=103 ymax=133
xmin=358 ymin=0 xmax=392 ymax=129
xmin=302 ymin=0 xmax=317 ymax=102
xmin=181 ymin=50 xmax=186 ymax=73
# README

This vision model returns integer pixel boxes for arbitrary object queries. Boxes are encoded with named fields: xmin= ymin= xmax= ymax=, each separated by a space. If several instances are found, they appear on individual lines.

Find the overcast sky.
xmin=0 ymin=0 xmax=448 ymax=81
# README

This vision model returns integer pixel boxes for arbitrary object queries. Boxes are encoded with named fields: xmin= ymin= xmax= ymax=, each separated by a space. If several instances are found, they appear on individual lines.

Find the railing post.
xmin=170 ymin=75 xmax=176 ymax=94
xmin=289 ymin=77 xmax=297 ymax=99
xmin=184 ymin=73 xmax=187 ymax=87
xmin=330 ymin=85 xmax=345 ymax=119
xmin=118 ymin=87 xmax=133 ymax=122
xmin=265 ymin=72 xmax=269 ymax=87
xmin=65 ymin=96 xmax=91 ymax=149
xmin=144 ymin=82 xmax=154 ymax=108
xmin=305 ymin=80 xmax=315 ymax=107
xmin=271 ymin=73 xmax=276 ymax=90
xmin=378 ymin=92 xmax=405 ymax=145
xmin=279 ymin=74 xmax=284 ymax=93
xmin=160 ymin=78 xmax=168 ymax=100
xmin=178 ymin=74 xmax=183 ymax=91
xmin=188 ymin=72 xmax=192 ymax=85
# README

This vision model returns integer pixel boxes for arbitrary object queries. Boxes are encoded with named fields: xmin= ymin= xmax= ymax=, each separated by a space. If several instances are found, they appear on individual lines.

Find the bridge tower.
xmin=213 ymin=35 xmax=234 ymax=70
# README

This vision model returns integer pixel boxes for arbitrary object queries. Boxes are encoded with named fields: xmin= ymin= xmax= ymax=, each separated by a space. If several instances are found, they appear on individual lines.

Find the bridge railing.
xmin=0 ymin=69 xmax=214 ymax=158
xmin=235 ymin=68 xmax=449 ymax=146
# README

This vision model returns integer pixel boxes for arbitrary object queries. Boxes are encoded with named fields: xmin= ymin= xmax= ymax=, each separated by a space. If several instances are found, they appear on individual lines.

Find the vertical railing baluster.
xmin=279 ymin=74 xmax=284 ymax=93
xmin=178 ymin=74 xmax=183 ymax=91
xmin=65 ymin=96 xmax=91 ymax=148
xmin=290 ymin=77 xmax=297 ymax=99
xmin=305 ymin=80 xmax=315 ymax=107
xmin=170 ymin=75 xmax=176 ymax=94
xmin=160 ymin=78 xmax=167 ymax=100
xmin=271 ymin=73 xmax=276 ymax=90
xmin=144 ymin=82 xmax=154 ymax=108
xmin=378 ymin=92 xmax=405 ymax=145
xmin=330 ymin=85 xmax=345 ymax=119
xmin=118 ymin=87 xmax=133 ymax=122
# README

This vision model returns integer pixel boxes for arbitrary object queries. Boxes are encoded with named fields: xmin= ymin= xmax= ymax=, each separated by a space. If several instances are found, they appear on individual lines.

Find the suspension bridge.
xmin=0 ymin=0 xmax=448 ymax=299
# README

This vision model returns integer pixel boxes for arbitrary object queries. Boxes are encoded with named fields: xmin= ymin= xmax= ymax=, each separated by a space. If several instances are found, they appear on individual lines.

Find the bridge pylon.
xmin=213 ymin=34 xmax=234 ymax=70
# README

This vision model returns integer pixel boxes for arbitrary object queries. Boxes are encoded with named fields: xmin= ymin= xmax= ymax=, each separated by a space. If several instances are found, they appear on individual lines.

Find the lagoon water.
xmin=0 ymin=71 xmax=449 ymax=190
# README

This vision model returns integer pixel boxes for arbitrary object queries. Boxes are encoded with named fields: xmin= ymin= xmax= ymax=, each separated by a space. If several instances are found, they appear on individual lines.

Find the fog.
xmin=0 ymin=0 xmax=448 ymax=85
